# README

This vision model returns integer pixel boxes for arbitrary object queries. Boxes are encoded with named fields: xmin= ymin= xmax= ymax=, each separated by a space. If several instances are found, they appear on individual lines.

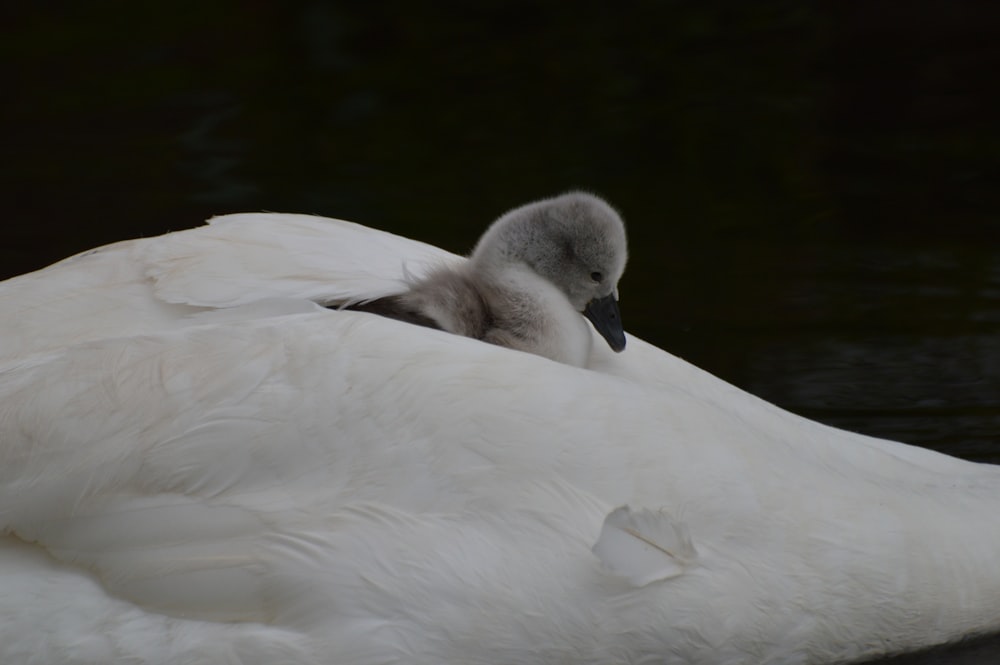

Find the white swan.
xmin=1 ymin=209 xmax=999 ymax=665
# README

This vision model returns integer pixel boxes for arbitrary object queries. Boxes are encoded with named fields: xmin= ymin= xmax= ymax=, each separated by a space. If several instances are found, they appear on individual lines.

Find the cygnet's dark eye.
xmin=590 ymin=271 xmax=603 ymax=283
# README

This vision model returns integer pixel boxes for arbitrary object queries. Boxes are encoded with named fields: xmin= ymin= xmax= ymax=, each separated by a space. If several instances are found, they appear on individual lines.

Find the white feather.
xmin=592 ymin=506 xmax=696 ymax=586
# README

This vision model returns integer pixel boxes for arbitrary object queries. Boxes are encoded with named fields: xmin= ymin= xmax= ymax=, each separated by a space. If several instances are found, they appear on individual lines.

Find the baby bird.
xmin=352 ymin=191 xmax=627 ymax=367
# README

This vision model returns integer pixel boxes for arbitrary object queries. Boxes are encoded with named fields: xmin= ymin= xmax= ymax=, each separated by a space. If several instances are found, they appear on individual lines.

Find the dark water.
xmin=5 ymin=3 xmax=1000 ymax=663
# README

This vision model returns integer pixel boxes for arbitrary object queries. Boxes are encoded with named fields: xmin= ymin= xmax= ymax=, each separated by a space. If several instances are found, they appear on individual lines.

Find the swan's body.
xmin=1 ymin=209 xmax=999 ymax=664
xmin=352 ymin=191 xmax=627 ymax=366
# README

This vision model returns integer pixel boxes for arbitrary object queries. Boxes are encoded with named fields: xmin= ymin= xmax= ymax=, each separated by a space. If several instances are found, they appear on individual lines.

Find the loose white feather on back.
xmin=592 ymin=506 xmax=696 ymax=586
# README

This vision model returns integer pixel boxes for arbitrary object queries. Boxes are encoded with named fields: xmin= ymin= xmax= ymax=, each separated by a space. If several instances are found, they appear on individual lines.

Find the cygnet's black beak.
xmin=583 ymin=294 xmax=626 ymax=352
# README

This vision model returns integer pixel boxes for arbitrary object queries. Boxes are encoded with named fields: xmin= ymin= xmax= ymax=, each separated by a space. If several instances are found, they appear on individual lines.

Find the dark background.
xmin=4 ymin=2 xmax=1000 ymax=662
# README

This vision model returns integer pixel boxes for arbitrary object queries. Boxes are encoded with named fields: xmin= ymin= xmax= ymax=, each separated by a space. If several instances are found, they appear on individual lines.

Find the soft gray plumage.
xmin=352 ymin=192 xmax=628 ymax=367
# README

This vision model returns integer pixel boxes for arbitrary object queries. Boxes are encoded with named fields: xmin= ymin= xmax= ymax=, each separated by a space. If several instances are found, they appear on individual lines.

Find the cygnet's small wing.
xmin=347 ymin=294 xmax=445 ymax=331
xmin=143 ymin=213 xmax=463 ymax=309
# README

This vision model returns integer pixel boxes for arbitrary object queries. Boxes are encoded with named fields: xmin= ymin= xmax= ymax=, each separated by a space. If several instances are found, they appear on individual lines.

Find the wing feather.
xmin=143 ymin=213 xmax=463 ymax=308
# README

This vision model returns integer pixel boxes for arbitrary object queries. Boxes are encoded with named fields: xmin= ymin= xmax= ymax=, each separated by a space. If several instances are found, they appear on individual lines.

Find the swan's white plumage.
xmin=2 ymin=210 xmax=1000 ymax=664
xmin=144 ymin=212 xmax=461 ymax=308
xmin=0 ymin=212 xmax=456 ymax=366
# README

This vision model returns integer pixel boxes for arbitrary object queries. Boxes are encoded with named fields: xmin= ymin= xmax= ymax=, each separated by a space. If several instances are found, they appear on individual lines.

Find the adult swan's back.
xmin=1 ymin=209 xmax=999 ymax=664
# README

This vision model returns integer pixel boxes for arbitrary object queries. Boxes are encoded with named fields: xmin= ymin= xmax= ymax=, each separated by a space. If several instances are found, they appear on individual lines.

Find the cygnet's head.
xmin=471 ymin=191 xmax=628 ymax=352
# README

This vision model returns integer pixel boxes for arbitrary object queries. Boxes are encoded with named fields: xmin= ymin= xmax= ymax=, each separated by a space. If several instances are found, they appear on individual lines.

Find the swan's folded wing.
xmin=143 ymin=213 xmax=464 ymax=309
xmin=0 ymin=314 xmax=621 ymax=628
xmin=0 ymin=213 xmax=463 ymax=364
xmin=0 ymin=315 xmax=352 ymax=623
xmin=0 ymin=239 xmax=202 ymax=365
